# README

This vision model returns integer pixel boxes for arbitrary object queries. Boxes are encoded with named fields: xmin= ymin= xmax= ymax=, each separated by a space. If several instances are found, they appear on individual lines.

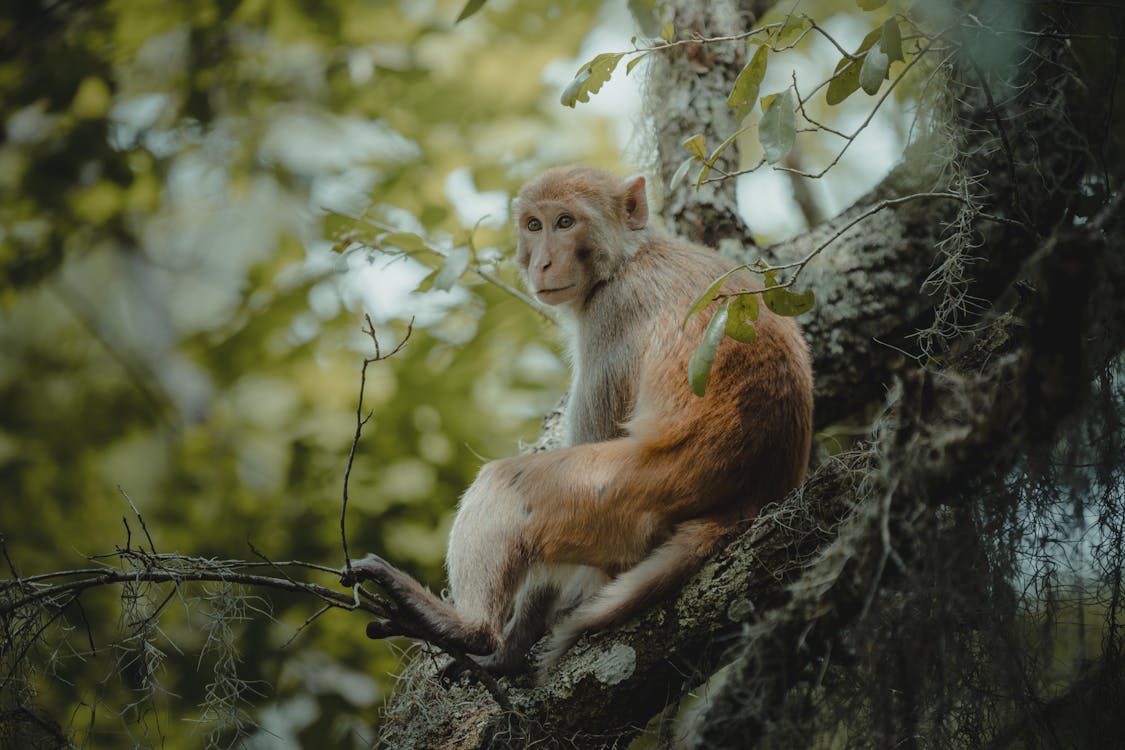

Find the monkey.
xmin=346 ymin=165 xmax=814 ymax=675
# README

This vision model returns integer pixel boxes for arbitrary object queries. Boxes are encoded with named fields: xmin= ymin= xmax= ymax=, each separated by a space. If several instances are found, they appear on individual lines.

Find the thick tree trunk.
xmin=374 ymin=4 xmax=1125 ymax=748
xmin=648 ymin=0 xmax=781 ymax=253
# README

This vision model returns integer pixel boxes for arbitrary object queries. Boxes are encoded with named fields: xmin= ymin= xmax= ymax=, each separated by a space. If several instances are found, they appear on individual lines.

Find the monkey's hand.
xmin=339 ymin=553 xmax=390 ymax=588
xmin=340 ymin=555 xmax=414 ymax=640
xmin=340 ymin=553 xmax=497 ymax=655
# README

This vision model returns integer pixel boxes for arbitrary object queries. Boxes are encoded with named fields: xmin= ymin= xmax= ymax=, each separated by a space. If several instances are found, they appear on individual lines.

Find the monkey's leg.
xmin=442 ymin=462 xmax=539 ymax=657
xmin=472 ymin=564 xmax=608 ymax=676
xmin=438 ymin=582 xmax=559 ymax=681
xmin=480 ymin=581 xmax=558 ymax=674
xmin=344 ymin=553 xmax=498 ymax=655
xmin=537 ymin=517 xmax=731 ymax=671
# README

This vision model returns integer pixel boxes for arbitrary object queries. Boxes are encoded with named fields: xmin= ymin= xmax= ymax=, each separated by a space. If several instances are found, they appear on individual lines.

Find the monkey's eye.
xmin=556 ymin=214 xmax=575 ymax=229
xmin=526 ymin=217 xmax=543 ymax=232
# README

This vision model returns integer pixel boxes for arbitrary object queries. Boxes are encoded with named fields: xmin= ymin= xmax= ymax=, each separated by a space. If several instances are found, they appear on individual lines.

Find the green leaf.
xmin=381 ymin=232 xmax=427 ymax=252
xmin=682 ymin=268 xmax=737 ymax=327
xmin=626 ymin=53 xmax=649 ymax=75
xmin=725 ymin=293 xmax=759 ymax=343
xmin=826 ymin=58 xmax=861 ymax=105
xmin=759 ymin=88 xmax=796 ymax=164
xmin=415 ymin=268 xmax=440 ymax=293
xmin=689 ymin=299 xmax=730 ymax=397
xmin=324 ymin=210 xmax=384 ymax=248
xmin=670 ymin=156 xmax=694 ymax=190
xmin=560 ymin=53 xmax=624 ymax=107
xmin=323 ymin=210 xmax=354 ymax=240
xmin=681 ymin=133 xmax=707 ymax=160
xmin=456 ymin=0 xmax=488 ymax=22
xmin=763 ymin=286 xmax=816 ymax=317
xmin=826 ymin=27 xmax=883 ymax=105
xmin=727 ymin=45 xmax=768 ymax=120
xmin=759 ymin=92 xmax=779 ymax=112
xmin=696 ymin=123 xmax=754 ymax=190
xmin=561 ymin=69 xmax=592 ymax=107
xmin=660 ymin=22 xmax=676 ymax=42
xmin=771 ymin=15 xmax=811 ymax=47
xmin=433 ymin=245 xmax=471 ymax=291
xmin=856 ymin=0 xmax=888 ymax=9
xmin=881 ymin=18 xmax=904 ymax=62
xmin=859 ymin=45 xmax=889 ymax=94
xmin=858 ymin=26 xmax=883 ymax=54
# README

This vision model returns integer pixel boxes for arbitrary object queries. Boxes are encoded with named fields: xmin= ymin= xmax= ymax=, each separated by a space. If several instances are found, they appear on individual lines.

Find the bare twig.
xmin=340 ymin=316 xmax=414 ymax=575
xmin=474 ymin=267 xmax=557 ymax=325
xmin=117 ymin=485 xmax=157 ymax=556
xmin=778 ymin=38 xmax=938 ymax=181
xmin=0 ymin=555 xmax=388 ymax=620
xmin=279 ymin=604 xmax=332 ymax=649
xmin=0 ymin=535 xmax=20 ymax=581
xmin=700 ymin=189 xmax=1024 ymax=313
xmin=806 ymin=18 xmax=856 ymax=60
xmin=771 ymin=190 xmax=1025 ymax=278
xmin=966 ymin=54 xmax=1030 ymax=226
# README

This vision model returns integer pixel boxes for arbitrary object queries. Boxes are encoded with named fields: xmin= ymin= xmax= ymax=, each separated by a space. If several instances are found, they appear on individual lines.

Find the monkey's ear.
xmin=621 ymin=176 xmax=649 ymax=231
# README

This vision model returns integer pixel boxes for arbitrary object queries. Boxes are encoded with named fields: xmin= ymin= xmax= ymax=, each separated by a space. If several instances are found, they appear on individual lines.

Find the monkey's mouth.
xmin=537 ymin=285 xmax=575 ymax=296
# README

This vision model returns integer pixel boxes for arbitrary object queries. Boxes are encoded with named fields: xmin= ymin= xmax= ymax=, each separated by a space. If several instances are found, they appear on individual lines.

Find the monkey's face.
xmin=514 ymin=167 xmax=650 ymax=309
xmin=516 ymin=203 xmax=589 ymax=307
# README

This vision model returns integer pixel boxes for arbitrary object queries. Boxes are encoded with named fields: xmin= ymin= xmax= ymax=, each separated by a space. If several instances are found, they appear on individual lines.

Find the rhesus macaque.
xmin=347 ymin=166 xmax=813 ymax=675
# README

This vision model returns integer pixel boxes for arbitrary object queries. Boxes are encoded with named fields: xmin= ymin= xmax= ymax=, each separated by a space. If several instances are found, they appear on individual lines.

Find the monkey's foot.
xmin=437 ymin=650 xmax=536 ymax=686
xmin=365 ymin=620 xmax=403 ymax=639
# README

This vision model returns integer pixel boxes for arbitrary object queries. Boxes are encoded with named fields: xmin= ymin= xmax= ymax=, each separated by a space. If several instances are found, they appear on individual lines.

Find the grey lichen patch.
xmin=591 ymin=643 xmax=636 ymax=685
xmin=727 ymin=597 xmax=755 ymax=622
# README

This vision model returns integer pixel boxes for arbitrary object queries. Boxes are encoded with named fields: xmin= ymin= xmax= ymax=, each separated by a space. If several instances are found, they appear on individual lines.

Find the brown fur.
xmin=360 ymin=166 xmax=814 ymax=673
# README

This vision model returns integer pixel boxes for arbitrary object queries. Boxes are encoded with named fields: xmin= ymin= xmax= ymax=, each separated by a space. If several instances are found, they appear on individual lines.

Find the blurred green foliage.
xmin=0 ymin=0 xmax=622 ymax=746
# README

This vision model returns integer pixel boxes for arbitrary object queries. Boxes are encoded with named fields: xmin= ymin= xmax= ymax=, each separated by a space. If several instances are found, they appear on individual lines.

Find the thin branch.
xmin=966 ymin=54 xmax=1030 ymax=225
xmin=1 ymin=557 xmax=343 ymax=589
xmin=279 ymin=604 xmax=332 ymax=649
xmin=702 ymin=37 xmax=942 ymax=186
xmin=761 ymin=190 xmax=1027 ymax=283
xmin=475 ymin=267 xmax=558 ymax=325
xmin=340 ymin=316 xmax=414 ymax=575
xmin=779 ymin=38 xmax=938 ymax=181
xmin=117 ymin=485 xmax=157 ymax=556
xmin=636 ymin=22 xmax=780 ymax=53
xmin=806 ymin=18 xmax=856 ymax=59
xmin=698 ymin=190 xmax=1018 ymax=314
xmin=247 ymin=541 xmax=354 ymax=618
xmin=0 ymin=558 xmax=386 ymax=619
xmin=791 ymin=71 xmax=849 ymax=139
xmin=0 ymin=535 xmax=20 ymax=581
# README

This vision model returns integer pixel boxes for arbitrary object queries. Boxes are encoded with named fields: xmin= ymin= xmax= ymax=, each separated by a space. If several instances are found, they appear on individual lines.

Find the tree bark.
xmin=648 ymin=0 xmax=781 ymax=252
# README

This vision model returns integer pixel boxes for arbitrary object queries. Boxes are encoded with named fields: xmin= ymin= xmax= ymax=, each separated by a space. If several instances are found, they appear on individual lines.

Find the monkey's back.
xmin=601 ymin=236 xmax=814 ymax=522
